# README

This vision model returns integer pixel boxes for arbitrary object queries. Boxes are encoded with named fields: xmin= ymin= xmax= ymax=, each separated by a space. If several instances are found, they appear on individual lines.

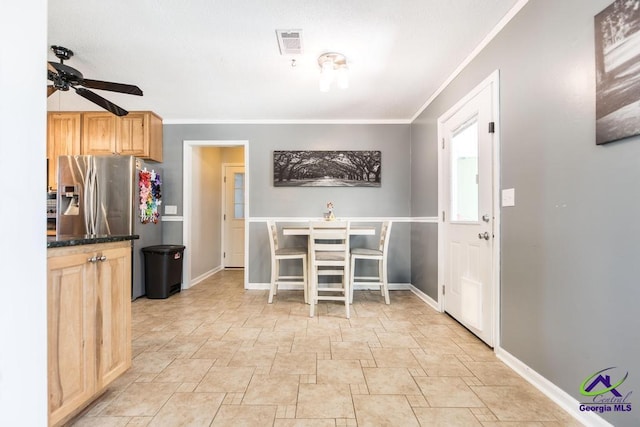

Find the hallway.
xmin=69 ymin=270 xmax=581 ymax=426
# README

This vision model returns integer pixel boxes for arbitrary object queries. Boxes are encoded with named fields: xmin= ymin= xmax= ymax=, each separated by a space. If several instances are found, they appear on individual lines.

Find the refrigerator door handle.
xmin=84 ymin=163 xmax=91 ymax=235
xmin=84 ymin=157 xmax=98 ymax=236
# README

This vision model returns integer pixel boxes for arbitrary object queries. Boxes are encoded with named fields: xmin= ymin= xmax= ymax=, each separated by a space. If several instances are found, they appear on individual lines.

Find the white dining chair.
xmin=308 ymin=220 xmax=351 ymax=318
xmin=350 ymin=221 xmax=392 ymax=304
xmin=266 ymin=220 xmax=308 ymax=304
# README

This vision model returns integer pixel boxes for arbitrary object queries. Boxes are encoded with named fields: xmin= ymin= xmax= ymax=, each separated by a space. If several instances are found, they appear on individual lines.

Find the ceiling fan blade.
xmin=47 ymin=85 xmax=57 ymax=97
xmin=81 ymin=79 xmax=143 ymax=96
xmin=75 ymin=87 xmax=129 ymax=116
xmin=47 ymin=62 xmax=57 ymax=74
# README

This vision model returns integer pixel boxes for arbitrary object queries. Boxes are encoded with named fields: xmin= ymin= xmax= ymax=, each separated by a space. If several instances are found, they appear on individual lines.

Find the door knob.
xmin=478 ymin=232 xmax=490 ymax=240
xmin=482 ymin=214 xmax=490 ymax=222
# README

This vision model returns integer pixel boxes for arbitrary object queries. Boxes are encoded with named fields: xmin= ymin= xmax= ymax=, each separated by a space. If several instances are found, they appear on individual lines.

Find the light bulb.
xmin=319 ymin=59 xmax=334 ymax=92
xmin=336 ymin=65 xmax=349 ymax=90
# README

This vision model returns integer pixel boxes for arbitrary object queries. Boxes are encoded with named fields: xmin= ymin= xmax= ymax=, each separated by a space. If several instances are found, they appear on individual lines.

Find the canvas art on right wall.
xmin=594 ymin=0 xmax=640 ymax=145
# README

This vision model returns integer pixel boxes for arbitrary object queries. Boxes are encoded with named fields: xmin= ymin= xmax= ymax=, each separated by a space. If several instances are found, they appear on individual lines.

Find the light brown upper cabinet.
xmin=81 ymin=112 xmax=117 ymax=156
xmin=117 ymin=112 xmax=163 ymax=161
xmin=47 ymin=111 xmax=163 ymax=190
xmin=47 ymin=112 xmax=82 ymax=191
xmin=81 ymin=111 xmax=163 ymax=161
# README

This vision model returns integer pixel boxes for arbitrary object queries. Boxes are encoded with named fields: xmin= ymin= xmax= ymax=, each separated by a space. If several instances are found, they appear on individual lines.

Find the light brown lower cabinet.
xmin=47 ymin=241 xmax=132 ymax=427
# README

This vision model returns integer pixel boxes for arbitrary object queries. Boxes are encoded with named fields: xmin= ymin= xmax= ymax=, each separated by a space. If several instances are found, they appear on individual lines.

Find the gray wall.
xmin=161 ymin=123 xmax=412 ymax=284
xmin=409 ymin=222 xmax=438 ymax=298
xmin=410 ymin=1 xmax=639 ymax=425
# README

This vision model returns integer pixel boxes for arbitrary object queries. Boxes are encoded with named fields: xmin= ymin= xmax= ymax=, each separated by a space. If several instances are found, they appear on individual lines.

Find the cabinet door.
xmin=95 ymin=246 xmax=132 ymax=388
xmin=82 ymin=112 xmax=117 ymax=155
xmin=147 ymin=111 xmax=163 ymax=162
xmin=47 ymin=113 xmax=81 ymax=191
xmin=48 ymin=252 xmax=96 ymax=426
xmin=117 ymin=112 xmax=148 ymax=157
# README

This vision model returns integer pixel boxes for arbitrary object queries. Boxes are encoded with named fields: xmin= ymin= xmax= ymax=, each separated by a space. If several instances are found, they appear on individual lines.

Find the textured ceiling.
xmin=47 ymin=0 xmax=520 ymax=122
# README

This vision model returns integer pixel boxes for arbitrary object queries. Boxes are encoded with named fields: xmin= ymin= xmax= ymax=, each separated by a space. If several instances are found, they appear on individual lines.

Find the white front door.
xmin=439 ymin=75 xmax=497 ymax=347
xmin=223 ymin=165 xmax=245 ymax=268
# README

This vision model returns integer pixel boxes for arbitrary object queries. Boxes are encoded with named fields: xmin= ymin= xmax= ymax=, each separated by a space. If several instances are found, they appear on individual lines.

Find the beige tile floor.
xmin=69 ymin=269 xmax=583 ymax=426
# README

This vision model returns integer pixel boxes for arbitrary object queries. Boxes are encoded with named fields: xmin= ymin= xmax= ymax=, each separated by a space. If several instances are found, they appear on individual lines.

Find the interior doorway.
xmin=437 ymin=71 xmax=500 ymax=347
xmin=183 ymin=140 xmax=249 ymax=289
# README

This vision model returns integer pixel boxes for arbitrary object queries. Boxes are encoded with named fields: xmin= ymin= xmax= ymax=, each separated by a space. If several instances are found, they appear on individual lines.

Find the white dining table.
xmin=281 ymin=224 xmax=376 ymax=305
xmin=282 ymin=225 xmax=376 ymax=236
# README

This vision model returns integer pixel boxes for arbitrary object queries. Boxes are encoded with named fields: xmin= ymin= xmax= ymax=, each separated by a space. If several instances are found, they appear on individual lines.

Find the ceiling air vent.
xmin=276 ymin=29 xmax=303 ymax=55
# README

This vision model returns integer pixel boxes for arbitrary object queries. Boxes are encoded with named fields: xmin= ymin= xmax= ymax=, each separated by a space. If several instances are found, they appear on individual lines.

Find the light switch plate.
xmin=165 ymin=205 xmax=177 ymax=215
xmin=502 ymin=188 xmax=515 ymax=207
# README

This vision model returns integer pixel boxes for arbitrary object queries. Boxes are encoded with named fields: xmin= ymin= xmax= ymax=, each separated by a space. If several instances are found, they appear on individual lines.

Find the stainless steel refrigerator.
xmin=57 ymin=155 xmax=163 ymax=299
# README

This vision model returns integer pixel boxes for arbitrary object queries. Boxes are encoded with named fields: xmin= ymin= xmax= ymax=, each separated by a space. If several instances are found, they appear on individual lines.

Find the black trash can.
xmin=141 ymin=245 xmax=186 ymax=299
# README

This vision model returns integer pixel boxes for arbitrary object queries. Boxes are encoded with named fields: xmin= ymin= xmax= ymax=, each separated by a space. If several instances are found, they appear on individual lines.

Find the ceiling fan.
xmin=47 ymin=45 xmax=143 ymax=116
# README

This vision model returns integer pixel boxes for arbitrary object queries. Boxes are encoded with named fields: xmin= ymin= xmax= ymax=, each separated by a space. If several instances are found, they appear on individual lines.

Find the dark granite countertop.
xmin=47 ymin=234 xmax=139 ymax=248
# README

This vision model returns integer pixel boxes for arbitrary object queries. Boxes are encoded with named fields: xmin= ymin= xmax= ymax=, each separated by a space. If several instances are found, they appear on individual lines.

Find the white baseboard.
xmin=187 ymin=266 xmax=223 ymax=288
xmin=408 ymin=284 xmax=440 ymax=311
xmin=495 ymin=347 xmax=612 ymax=427
xmin=247 ymin=282 xmax=271 ymax=290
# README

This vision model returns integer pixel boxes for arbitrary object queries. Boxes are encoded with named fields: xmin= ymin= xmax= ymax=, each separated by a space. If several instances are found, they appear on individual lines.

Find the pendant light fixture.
xmin=318 ymin=52 xmax=348 ymax=92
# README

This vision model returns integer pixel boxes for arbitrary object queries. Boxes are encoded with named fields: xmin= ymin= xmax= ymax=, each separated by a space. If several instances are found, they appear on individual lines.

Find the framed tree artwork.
xmin=273 ymin=150 xmax=381 ymax=187
xmin=595 ymin=0 xmax=640 ymax=144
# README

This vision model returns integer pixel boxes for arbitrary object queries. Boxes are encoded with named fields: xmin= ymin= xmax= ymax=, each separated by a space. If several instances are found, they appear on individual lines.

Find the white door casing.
xmin=223 ymin=164 xmax=245 ymax=268
xmin=438 ymin=71 xmax=500 ymax=347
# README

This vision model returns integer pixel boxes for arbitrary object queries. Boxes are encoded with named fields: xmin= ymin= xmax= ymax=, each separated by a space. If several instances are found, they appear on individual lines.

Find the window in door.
xmin=450 ymin=118 xmax=479 ymax=222
xmin=233 ymin=172 xmax=245 ymax=219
